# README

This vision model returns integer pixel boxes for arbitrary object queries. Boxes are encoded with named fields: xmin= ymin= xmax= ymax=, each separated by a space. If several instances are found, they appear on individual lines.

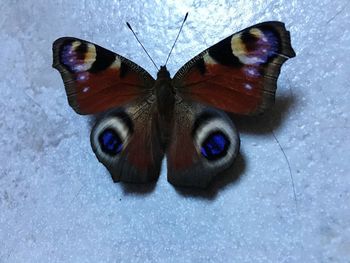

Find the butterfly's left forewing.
xmin=173 ymin=21 xmax=295 ymax=115
xmin=53 ymin=37 xmax=155 ymax=115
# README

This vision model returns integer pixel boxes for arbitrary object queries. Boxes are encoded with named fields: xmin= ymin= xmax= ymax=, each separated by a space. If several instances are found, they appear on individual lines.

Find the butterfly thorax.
xmin=155 ymin=65 xmax=175 ymax=149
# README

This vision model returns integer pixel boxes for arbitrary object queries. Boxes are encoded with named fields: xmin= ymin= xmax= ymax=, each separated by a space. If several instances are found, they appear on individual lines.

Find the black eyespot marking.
xmin=200 ymin=131 xmax=230 ymax=161
xmin=241 ymin=31 xmax=259 ymax=52
xmin=195 ymin=58 xmax=206 ymax=75
xmin=119 ymin=62 xmax=129 ymax=78
xmin=74 ymin=42 xmax=88 ymax=60
xmin=89 ymin=45 xmax=116 ymax=73
xmin=98 ymin=129 xmax=123 ymax=156
xmin=208 ymin=36 xmax=242 ymax=67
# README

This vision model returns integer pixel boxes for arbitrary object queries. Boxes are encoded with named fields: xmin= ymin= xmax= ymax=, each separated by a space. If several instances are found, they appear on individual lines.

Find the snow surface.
xmin=1 ymin=0 xmax=350 ymax=262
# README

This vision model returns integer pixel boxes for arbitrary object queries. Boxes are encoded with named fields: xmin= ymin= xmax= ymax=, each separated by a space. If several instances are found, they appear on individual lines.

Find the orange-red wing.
xmin=53 ymin=37 xmax=155 ymax=115
xmin=173 ymin=21 xmax=295 ymax=115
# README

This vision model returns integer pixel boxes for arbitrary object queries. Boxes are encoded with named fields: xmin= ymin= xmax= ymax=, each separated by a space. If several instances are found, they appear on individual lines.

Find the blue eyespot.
xmin=98 ymin=129 xmax=123 ymax=156
xmin=201 ymin=131 xmax=230 ymax=161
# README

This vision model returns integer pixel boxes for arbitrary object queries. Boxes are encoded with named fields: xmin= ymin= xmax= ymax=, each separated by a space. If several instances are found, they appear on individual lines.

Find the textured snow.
xmin=1 ymin=0 xmax=350 ymax=262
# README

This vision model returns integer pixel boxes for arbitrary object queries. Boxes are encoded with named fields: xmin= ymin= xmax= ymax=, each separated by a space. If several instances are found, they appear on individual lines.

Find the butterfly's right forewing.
xmin=173 ymin=22 xmax=295 ymax=115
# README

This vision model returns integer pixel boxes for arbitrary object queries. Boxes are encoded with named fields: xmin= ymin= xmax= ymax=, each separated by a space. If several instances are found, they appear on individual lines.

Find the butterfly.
xmin=52 ymin=21 xmax=295 ymax=188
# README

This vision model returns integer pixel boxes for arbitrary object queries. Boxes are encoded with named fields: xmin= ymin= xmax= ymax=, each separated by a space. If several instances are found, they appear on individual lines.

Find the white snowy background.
xmin=1 ymin=0 xmax=349 ymax=262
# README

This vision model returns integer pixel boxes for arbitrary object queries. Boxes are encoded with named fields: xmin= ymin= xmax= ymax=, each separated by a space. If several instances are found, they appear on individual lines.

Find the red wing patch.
xmin=173 ymin=21 xmax=296 ymax=115
xmin=52 ymin=37 xmax=155 ymax=115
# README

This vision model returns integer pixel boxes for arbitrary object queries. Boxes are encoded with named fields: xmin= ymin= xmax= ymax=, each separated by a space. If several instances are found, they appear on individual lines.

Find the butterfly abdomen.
xmin=155 ymin=66 xmax=176 ymax=149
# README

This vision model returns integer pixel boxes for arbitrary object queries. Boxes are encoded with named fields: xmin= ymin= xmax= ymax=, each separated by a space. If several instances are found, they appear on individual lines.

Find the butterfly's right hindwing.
xmin=166 ymin=100 xmax=240 ymax=188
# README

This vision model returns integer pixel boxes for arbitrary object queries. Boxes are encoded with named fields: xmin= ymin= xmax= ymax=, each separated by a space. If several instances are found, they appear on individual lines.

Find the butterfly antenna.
xmin=126 ymin=22 xmax=159 ymax=70
xmin=165 ymin=12 xmax=188 ymax=66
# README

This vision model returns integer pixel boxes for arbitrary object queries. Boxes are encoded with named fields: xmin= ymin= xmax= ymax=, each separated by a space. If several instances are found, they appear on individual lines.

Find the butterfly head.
xmin=157 ymin=65 xmax=170 ymax=80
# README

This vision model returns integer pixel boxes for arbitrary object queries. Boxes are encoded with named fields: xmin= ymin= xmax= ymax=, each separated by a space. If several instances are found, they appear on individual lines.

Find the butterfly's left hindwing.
xmin=53 ymin=37 xmax=155 ymax=115
xmin=90 ymin=98 xmax=164 ymax=183
xmin=173 ymin=21 xmax=295 ymax=115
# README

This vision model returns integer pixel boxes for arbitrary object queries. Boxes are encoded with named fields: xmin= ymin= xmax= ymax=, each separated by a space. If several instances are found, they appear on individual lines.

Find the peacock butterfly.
xmin=52 ymin=18 xmax=295 ymax=188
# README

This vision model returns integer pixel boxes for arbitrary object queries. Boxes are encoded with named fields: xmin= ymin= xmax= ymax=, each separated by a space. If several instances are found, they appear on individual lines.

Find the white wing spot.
xmin=77 ymin=73 xmax=89 ymax=81
xmin=244 ymin=67 xmax=260 ymax=77
xmin=110 ymin=56 xmax=122 ymax=69
xmin=203 ymin=52 xmax=217 ymax=65
xmin=244 ymin=84 xmax=253 ymax=90
xmin=83 ymin=87 xmax=90 ymax=93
